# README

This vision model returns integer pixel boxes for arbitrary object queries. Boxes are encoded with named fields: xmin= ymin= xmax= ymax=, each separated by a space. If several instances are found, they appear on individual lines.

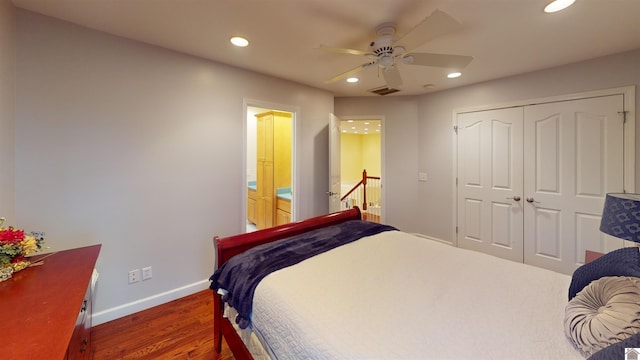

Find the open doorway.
xmin=246 ymin=104 xmax=296 ymax=233
xmin=340 ymin=118 xmax=383 ymax=222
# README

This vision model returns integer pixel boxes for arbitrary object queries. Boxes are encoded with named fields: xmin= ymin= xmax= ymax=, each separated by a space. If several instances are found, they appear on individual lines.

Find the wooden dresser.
xmin=0 ymin=244 xmax=101 ymax=359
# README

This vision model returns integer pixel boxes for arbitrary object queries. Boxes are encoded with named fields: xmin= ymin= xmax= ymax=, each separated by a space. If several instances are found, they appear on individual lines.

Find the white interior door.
xmin=523 ymin=95 xmax=625 ymax=274
xmin=329 ymin=114 xmax=341 ymax=213
xmin=457 ymin=107 xmax=524 ymax=262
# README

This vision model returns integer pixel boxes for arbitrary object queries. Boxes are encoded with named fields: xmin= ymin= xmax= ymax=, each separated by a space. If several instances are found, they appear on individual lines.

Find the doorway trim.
xmin=243 ymin=98 xmax=300 ymax=233
xmin=451 ymin=85 xmax=636 ymax=246
xmin=333 ymin=114 xmax=386 ymax=224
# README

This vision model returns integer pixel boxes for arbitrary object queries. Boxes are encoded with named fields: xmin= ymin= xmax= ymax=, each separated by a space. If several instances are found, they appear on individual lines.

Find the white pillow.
xmin=564 ymin=276 xmax=640 ymax=357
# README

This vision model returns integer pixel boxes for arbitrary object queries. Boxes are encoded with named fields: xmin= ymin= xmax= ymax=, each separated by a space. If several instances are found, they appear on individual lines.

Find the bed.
xmin=210 ymin=207 xmax=640 ymax=360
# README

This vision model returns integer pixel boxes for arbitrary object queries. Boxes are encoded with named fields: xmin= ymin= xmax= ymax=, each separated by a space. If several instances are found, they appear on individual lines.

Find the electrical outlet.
xmin=128 ymin=269 xmax=140 ymax=284
xmin=142 ymin=266 xmax=152 ymax=280
xmin=418 ymin=172 xmax=428 ymax=182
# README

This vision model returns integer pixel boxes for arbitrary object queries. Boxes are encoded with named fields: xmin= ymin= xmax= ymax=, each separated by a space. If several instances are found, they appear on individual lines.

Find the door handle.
xmin=326 ymin=191 xmax=338 ymax=196
xmin=526 ymin=197 xmax=540 ymax=204
xmin=506 ymin=196 xmax=521 ymax=201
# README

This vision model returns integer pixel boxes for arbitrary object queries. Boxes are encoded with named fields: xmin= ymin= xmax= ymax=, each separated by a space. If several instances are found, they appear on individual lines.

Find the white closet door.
xmin=523 ymin=95 xmax=625 ymax=274
xmin=457 ymin=107 xmax=524 ymax=262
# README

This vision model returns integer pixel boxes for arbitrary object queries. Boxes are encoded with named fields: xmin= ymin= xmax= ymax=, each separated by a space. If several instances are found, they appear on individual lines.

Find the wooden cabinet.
xmin=0 ymin=244 xmax=101 ymax=359
xmin=247 ymin=188 xmax=257 ymax=224
xmin=256 ymin=111 xmax=292 ymax=229
xmin=276 ymin=197 xmax=291 ymax=226
xmin=256 ymin=112 xmax=273 ymax=229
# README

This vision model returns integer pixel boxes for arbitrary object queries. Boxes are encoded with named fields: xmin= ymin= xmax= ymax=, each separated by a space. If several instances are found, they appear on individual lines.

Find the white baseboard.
xmin=91 ymin=279 xmax=211 ymax=326
xmin=410 ymin=232 xmax=454 ymax=246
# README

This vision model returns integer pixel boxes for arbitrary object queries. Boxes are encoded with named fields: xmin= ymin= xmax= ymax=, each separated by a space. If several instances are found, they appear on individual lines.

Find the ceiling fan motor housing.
xmin=369 ymin=34 xmax=394 ymax=56
xmin=369 ymin=29 xmax=397 ymax=70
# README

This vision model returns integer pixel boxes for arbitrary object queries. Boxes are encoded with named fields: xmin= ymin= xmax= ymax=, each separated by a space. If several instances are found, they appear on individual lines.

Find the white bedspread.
xmin=250 ymin=230 xmax=584 ymax=359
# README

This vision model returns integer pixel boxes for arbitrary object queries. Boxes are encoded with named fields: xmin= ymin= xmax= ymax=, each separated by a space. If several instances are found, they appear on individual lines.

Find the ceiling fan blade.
xmin=324 ymin=62 xmax=374 ymax=84
xmin=396 ymin=9 xmax=462 ymax=52
xmin=404 ymin=53 xmax=473 ymax=69
xmin=316 ymin=44 xmax=368 ymax=56
xmin=382 ymin=66 xmax=403 ymax=88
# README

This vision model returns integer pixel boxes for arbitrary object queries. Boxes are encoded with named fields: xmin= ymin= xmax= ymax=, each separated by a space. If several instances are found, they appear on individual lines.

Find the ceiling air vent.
xmin=369 ymin=86 xmax=400 ymax=96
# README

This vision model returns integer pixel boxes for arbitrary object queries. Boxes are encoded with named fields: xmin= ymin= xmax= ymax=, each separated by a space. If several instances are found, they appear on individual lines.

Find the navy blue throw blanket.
xmin=568 ymin=247 xmax=640 ymax=300
xmin=209 ymin=220 xmax=397 ymax=329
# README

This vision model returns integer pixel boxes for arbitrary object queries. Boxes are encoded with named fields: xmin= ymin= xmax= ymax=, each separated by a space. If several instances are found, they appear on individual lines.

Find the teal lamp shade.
xmin=600 ymin=193 xmax=640 ymax=243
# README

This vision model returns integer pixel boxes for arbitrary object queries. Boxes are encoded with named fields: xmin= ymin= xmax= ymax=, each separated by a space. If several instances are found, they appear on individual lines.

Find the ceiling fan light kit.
xmin=319 ymin=8 xmax=473 ymax=93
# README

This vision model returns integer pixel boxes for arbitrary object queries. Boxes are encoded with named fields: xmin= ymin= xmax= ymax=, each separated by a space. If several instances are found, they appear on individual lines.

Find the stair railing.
xmin=340 ymin=169 xmax=381 ymax=215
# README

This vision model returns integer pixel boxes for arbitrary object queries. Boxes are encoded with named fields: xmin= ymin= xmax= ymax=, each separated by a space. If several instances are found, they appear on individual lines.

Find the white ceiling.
xmin=11 ymin=0 xmax=640 ymax=97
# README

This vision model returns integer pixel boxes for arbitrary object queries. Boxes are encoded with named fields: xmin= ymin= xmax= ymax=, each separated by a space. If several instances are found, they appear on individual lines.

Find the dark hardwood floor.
xmin=92 ymin=290 xmax=234 ymax=360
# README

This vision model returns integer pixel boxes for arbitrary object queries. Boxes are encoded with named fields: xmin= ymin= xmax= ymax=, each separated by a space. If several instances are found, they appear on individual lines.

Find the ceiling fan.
xmin=318 ymin=9 xmax=473 ymax=89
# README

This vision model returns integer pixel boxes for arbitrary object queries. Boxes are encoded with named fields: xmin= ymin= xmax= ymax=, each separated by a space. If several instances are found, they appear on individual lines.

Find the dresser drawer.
xmin=66 ymin=282 xmax=92 ymax=359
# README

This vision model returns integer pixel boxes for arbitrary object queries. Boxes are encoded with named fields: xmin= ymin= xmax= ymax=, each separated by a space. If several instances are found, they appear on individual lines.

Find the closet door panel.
xmin=575 ymin=213 xmax=605 ymax=263
xmin=576 ymin=113 xmax=605 ymax=196
xmin=534 ymin=115 xmax=560 ymax=193
xmin=523 ymin=95 xmax=625 ymax=274
xmin=459 ymin=119 xmax=486 ymax=248
xmin=457 ymin=108 xmax=524 ymax=262
xmin=492 ymin=202 xmax=513 ymax=248
xmin=463 ymin=198 xmax=482 ymax=242
xmin=462 ymin=121 xmax=482 ymax=186
xmin=532 ymin=207 xmax=561 ymax=259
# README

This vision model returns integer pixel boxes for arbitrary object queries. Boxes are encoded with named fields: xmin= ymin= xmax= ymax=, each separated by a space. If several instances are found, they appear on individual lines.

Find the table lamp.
xmin=600 ymin=193 xmax=640 ymax=244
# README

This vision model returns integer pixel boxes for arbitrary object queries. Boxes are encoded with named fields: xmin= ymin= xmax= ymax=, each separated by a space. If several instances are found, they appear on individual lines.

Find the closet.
xmin=456 ymin=93 xmax=628 ymax=275
xmin=254 ymin=111 xmax=292 ymax=229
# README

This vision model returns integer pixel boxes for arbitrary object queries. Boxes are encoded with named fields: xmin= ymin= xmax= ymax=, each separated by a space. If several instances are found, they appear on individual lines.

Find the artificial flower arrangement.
xmin=0 ymin=217 xmax=45 ymax=280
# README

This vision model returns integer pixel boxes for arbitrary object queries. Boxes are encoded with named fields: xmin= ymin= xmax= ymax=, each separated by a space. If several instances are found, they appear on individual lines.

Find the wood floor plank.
xmin=92 ymin=290 xmax=234 ymax=360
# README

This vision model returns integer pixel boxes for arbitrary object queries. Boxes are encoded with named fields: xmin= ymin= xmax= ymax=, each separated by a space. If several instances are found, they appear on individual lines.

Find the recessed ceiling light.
xmin=230 ymin=36 xmax=249 ymax=47
xmin=447 ymin=72 xmax=462 ymax=79
xmin=346 ymin=77 xmax=359 ymax=83
xmin=544 ymin=0 xmax=576 ymax=13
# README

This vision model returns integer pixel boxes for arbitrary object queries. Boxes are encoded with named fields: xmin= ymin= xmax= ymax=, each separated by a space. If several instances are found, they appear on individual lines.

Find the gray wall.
xmin=333 ymin=96 xmax=421 ymax=232
xmin=336 ymin=49 xmax=640 ymax=243
xmin=0 ymin=0 xmax=15 ymax=221
xmin=14 ymin=10 xmax=334 ymax=324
